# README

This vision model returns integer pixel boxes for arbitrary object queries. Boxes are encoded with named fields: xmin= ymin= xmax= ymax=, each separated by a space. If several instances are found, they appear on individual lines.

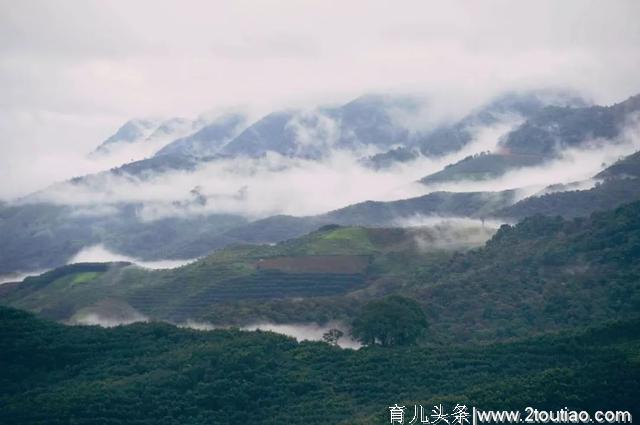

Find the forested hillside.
xmin=1 ymin=306 xmax=638 ymax=424
xmin=3 ymin=201 xmax=640 ymax=345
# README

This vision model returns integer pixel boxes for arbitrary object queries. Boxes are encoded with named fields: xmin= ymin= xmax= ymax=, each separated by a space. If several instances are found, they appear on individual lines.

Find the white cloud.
xmin=0 ymin=270 xmax=48 ymax=285
xmin=21 ymin=113 xmax=524 ymax=219
xmin=1 ymin=0 xmax=639 ymax=199
xmin=393 ymin=216 xmax=502 ymax=251
xmin=242 ymin=322 xmax=361 ymax=349
xmin=69 ymin=244 xmax=196 ymax=269
xmin=421 ymin=123 xmax=640 ymax=197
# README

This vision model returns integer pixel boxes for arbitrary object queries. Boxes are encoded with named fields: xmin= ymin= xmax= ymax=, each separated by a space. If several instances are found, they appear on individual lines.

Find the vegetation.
xmin=496 ymin=177 xmax=640 ymax=220
xmin=351 ymin=295 xmax=428 ymax=346
xmin=5 ymin=201 xmax=640 ymax=346
xmin=321 ymin=328 xmax=344 ymax=346
xmin=0 ymin=226 xmax=465 ymax=324
xmin=0 ymin=306 xmax=638 ymax=424
xmin=3 ymin=164 xmax=640 ymax=423
xmin=419 ymin=152 xmax=540 ymax=184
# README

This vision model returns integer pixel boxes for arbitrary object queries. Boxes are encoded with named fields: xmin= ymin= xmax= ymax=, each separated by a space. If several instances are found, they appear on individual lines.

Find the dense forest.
xmin=1 ymin=306 xmax=638 ymax=424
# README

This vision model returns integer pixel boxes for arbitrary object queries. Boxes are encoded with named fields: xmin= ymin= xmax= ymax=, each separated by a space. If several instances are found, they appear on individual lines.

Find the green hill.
xmin=0 ymin=225 xmax=490 ymax=325
xmin=3 ymin=201 xmax=640 ymax=345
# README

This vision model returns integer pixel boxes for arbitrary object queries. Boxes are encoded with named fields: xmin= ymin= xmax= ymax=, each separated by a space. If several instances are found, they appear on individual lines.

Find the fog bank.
xmin=69 ymin=244 xmax=196 ymax=269
xmin=180 ymin=320 xmax=360 ymax=349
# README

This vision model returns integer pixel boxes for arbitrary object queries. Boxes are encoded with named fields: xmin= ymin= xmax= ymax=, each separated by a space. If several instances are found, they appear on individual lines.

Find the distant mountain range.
xmin=2 ymin=89 xmax=640 ymax=276
xmin=154 ymin=113 xmax=247 ymax=158
xmin=187 ymin=149 xmax=640 ymax=249
xmin=367 ymin=89 xmax=587 ymax=169
xmin=3 ymin=146 xmax=640 ymax=276
xmin=92 ymin=117 xmax=201 ymax=159
xmin=420 ymin=94 xmax=640 ymax=185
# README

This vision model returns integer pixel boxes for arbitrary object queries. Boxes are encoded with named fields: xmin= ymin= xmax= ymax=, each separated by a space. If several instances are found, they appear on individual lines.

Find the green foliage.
xmin=420 ymin=152 xmax=540 ymax=184
xmin=69 ymin=272 xmax=104 ymax=285
xmin=0 ymin=306 xmax=638 ymax=424
xmin=497 ymin=178 xmax=640 ymax=220
xmin=322 ymin=328 xmax=344 ymax=346
xmin=4 ymin=201 xmax=640 ymax=345
xmin=352 ymin=295 xmax=428 ymax=346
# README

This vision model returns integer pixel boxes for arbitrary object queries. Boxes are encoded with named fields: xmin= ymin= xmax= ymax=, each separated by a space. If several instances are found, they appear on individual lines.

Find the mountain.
xmin=92 ymin=118 xmax=161 ymax=155
xmin=323 ymin=190 xmax=514 ymax=224
xmin=419 ymin=94 xmax=640 ymax=185
xmin=4 ymin=196 xmax=640 ymax=423
xmin=419 ymin=151 xmax=540 ymax=184
xmin=3 ymin=91 xmax=639 ymax=278
xmin=92 ymin=117 xmax=199 ymax=158
xmin=220 ymin=95 xmax=417 ymax=158
xmin=595 ymin=149 xmax=640 ymax=180
xmin=64 ymin=94 xmax=427 ymax=187
xmin=494 ymin=148 xmax=640 ymax=220
xmin=366 ymin=89 xmax=587 ymax=169
xmin=154 ymin=113 xmax=247 ymax=157
xmin=5 ymin=147 xmax=640 ymax=277
xmin=145 ymin=117 xmax=195 ymax=143
xmin=138 ymin=189 xmax=518 ymax=250
xmin=0 ymin=224 xmax=495 ymax=323
xmin=4 ymin=200 xmax=640 ymax=346
xmin=202 ymin=148 xmax=640 ymax=246
xmin=35 ymin=91 xmax=594 ymax=193
xmin=503 ymin=94 xmax=640 ymax=157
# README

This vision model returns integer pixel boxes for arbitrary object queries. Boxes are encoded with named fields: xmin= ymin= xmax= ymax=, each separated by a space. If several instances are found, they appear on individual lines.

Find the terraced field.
xmin=256 ymin=255 xmax=370 ymax=274
xmin=127 ymin=270 xmax=366 ymax=321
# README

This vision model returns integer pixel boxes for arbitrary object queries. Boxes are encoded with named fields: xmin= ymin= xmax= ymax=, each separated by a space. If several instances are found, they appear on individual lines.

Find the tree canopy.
xmin=351 ymin=295 xmax=428 ymax=346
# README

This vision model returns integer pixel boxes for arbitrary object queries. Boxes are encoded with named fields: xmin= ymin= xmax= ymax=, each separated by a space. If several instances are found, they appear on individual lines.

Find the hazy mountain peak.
xmin=154 ymin=113 xmax=248 ymax=158
xmin=93 ymin=118 xmax=161 ymax=154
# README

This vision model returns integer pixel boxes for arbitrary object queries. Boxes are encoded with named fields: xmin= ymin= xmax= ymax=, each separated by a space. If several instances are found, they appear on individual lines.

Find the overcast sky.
xmin=1 ymin=0 xmax=640 ymax=199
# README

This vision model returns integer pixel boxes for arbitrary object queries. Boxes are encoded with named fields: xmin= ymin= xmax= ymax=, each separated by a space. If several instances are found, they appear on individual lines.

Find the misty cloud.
xmin=0 ymin=270 xmax=48 ymax=285
xmin=420 ymin=117 xmax=640 ymax=197
xmin=70 ymin=312 xmax=149 ymax=328
xmin=22 ymin=113 xmax=525 ymax=220
xmin=243 ymin=322 xmax=361 ymax=349
xmin=392 ymin=216 xmax=504 ymax=251
xmin=2 ymin=1 xmax=639 ymax=199
xmin=179 ymin=320 xmax=361 ymax=349
xmin=69 ymin=244 xmax=196 ymax=269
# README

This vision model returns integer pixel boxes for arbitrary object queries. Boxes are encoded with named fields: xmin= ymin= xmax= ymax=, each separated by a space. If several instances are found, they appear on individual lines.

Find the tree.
xmin=351 ymin=295 xmax=428 ymax=347
xmin=322 ymin=328 xmax=344 ymax=346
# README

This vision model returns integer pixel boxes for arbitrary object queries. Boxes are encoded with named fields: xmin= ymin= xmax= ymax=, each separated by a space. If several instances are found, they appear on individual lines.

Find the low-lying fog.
xmin=396 ymin=217 xmax=504 ymax=250
xmin=0 ymin=270 xmax=48 ymax=285
xmin=185 ymin=321 xmax=361 ymax=349
xmin=20 ymin=113 xmax=640 ymax=223
xmin=0 ymin=245 xmax=196 ymax=285
xmin=72 ymin=314 xmax=361 ymax=349
xmin=69 ymin=244 xmax=197 ymax=269
xmin=22 ymin=116 xmax=521 ymax=220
